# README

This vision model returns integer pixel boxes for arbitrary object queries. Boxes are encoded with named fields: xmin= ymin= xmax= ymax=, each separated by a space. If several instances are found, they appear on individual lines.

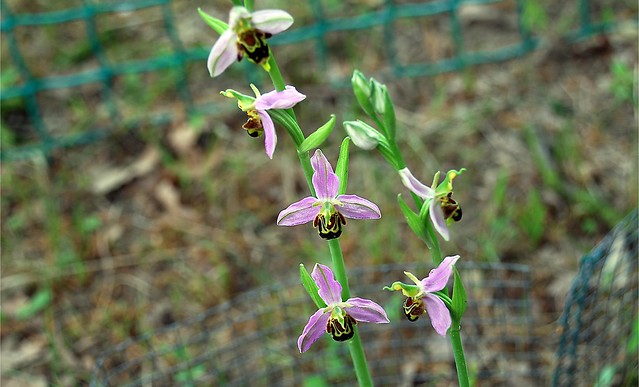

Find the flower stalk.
xmin=328 ymin=239 xmax=374 ymax=387
xmin=266 ymin=51 xmax=376 ymax=386
xmin=349 ymin=70 xmax=470 ymax=386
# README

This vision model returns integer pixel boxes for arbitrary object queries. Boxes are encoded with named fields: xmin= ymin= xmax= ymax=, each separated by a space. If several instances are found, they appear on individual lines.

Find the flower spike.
xmin=298 ymin=264 xmax=389 ymax=352
xmin=277 ymin=150 xmax=381 ymax=239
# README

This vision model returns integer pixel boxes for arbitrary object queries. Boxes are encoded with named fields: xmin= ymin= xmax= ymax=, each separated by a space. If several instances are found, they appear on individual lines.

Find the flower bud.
xmin=351 ymin=70 xmax=376 ymax=117
xmin=342 ymin=120 xmax=382 ymax=150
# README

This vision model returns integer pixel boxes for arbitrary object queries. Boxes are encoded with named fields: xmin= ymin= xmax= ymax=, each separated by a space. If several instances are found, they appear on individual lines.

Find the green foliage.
xmin=610 ymin=60 xmax=636 ymax=104
xmin=594 ymin=365 xmax=617 ymax=387
xmin=451 ymin=267 xmax=467 ymax=324
xmin=300 ymin=264 xmax=326 ymax=309
xmin=198 ymin=8 xmax=229 ymax=35
xmin=0 ymin=122 xmax=16 ymax=148
xmin=628 ymin=314 xmax=639 ymax=354
xmin=14 ymin=288 xmax=53 ymax=320
xmin=299 ymin=114 xmax=336 ymax=153
xmin=397 ymin=194 xmax=432 ymax=248
xmin=478 ymin=169 xmax=517 ymax=262
xmin=303 ymin=375 xmax=329 ymax=387
xmin=517 ymin=188 xmax=546 ymax=245
xmin=335 ymin=137 xmax=350 ymax=195
xmin=522 ymin=0 xmax=549 ymax=32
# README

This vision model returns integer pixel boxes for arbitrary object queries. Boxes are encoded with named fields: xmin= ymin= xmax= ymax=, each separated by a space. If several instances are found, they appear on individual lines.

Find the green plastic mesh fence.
xmin=0 ymin=0 xmax=632 ymax=161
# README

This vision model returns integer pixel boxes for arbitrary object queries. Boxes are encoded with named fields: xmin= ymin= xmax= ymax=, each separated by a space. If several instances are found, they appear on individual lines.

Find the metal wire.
xmin=91 ymin=261 xmax=537 ymax=386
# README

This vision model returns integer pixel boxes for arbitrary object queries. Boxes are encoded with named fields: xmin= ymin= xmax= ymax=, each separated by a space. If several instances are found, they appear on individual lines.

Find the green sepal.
xmin=370 ymin=80 xmax=396 ymax=140
xmin=299 ymin=114 xmax=336 ymax=153
xmin=451 ymin=267 xmax=467 ymax=324
xmin=351 ymin=70 xmax=376 ymax=118
xmin=342 ymin=120 xmax=382 ymax=150
xmin=435 ymin=168 xmax=467 ymax=196
xmin=383 ymin=281 xmax=421 ymax=298
xmin=398 ymin=194 xmax=432 ymax=248
xmin=335 ymin=137 xmax=351 ymax=195
xmin=198 ymin=8 xmax=229 ymax=35
xmin=382 ymin=87 xmax=396 ymax=141
xmin=220 ymin=89 xmax=254 ymax=110
xmin=300 ymin=264 xmax=326 ymax=309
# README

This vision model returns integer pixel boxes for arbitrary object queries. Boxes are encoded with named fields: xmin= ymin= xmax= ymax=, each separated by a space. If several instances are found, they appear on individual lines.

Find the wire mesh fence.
xmin=1 ymin=0 xmax=634 ymax=161
xmin=90 ymin=210 xmax=638 ymax=386
xmin=91 ymin=261 xmax=539 ymax=386
xmin=553 ymin=209 xmax=638 ymax=387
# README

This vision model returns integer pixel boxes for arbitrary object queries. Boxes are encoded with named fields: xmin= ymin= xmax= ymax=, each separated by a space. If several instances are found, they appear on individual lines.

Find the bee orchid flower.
xmin=384 ymin=255 xmax=460 ymax=335
xmin=207 ymin=6 xmax=294 ymax=77
xmin=277 ymin=149 xmax=381 ymax=239
xmin=298 ymin=263 xmax=389 ymax=353
xmin=222 ymin=84 xmax=306 ymax=159
xmin=398 ymin=168 xmax=465 ymax=241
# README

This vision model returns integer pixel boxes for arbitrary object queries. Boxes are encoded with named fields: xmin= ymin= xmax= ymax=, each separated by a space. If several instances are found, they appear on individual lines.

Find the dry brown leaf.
xmin=0 ymin=336 xmax=47 ymax=374
xmin=154 ymin=179 xmax=199 ymax=220
xmin=168 ymin=121 xmax=200 ymax=156
xmin=90 ymin=147 xmax=160 ymax=195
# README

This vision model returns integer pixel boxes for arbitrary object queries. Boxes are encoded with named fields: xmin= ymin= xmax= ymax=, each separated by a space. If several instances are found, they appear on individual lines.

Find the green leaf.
xmin=299 ymin=115 xmax=336 ymax=153
xmin=398 ymin=194 xmax=432 ymax=248
xmin=451 ymin=267 xmax=467 ymax=324
xmin=335 ymin=137 xmax=350 ymax=195
xmin=300 ymin=264 xmax=326 ymax=309
xmin=16 ymin=288 xmax=52 ymax=320
xmin=303 ymin=375 xmax=329 ymax=387
xmin=198 ymin=8 xmax=229 ymax=35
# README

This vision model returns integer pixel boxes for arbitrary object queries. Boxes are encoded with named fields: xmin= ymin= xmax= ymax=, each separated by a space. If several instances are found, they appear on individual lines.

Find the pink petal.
xmin=207 ymin=29 xmax=238 ymax=77
xmin=421 ymin=255 xmax=460 ymax=293
xmin=345 ymin=297 xmax=389 ymax=324
xmin=298 ymin=308 xmax=330 ymax=353
xmin=258 ymin=110 xmax=277 ymax=159
xmin=336 ymin=194 xmax=381 ymax=220
xmin=423 ymin=293 xmax=451 ymax=336
xmin=277 ymin=197 xmax=318 ymax=226
xmin=430 ymin=199 xmax=450 ymax=241
xmin=311 ymin=263 xmax=343 ymax=305
xmin=311 ymin=150 xmax=339 ymax=199
xmin=255 ymin=86 xmax=306 ymax=110
xmin=251 ymin=9 xmax=294 ymax=34
xmin=398 ymin=168 xmax=434 ymax=199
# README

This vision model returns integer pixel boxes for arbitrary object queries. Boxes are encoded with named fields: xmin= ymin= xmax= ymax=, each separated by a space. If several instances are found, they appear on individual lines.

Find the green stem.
xmin=297 ymin=150 xmax=316 ymax=197
xmin=267 ymin=54 xmax=373 ymax=386
xmin=385 ymin=138 xmax=466 ymax=385
xmin=267 ymin=54 xmax=286 ymax=92
xmin=328 ymin=239 xmax=373 ymax=387
xmin=450 ymin=327 xmax=470 ymax=387
xmin=425 ymin=222 xmax=443 ymax=265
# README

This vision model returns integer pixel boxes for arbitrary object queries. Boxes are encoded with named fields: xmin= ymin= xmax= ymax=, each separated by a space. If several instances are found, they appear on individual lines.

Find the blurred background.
xmin=1 ymin=0 xmax=637 ymax=385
